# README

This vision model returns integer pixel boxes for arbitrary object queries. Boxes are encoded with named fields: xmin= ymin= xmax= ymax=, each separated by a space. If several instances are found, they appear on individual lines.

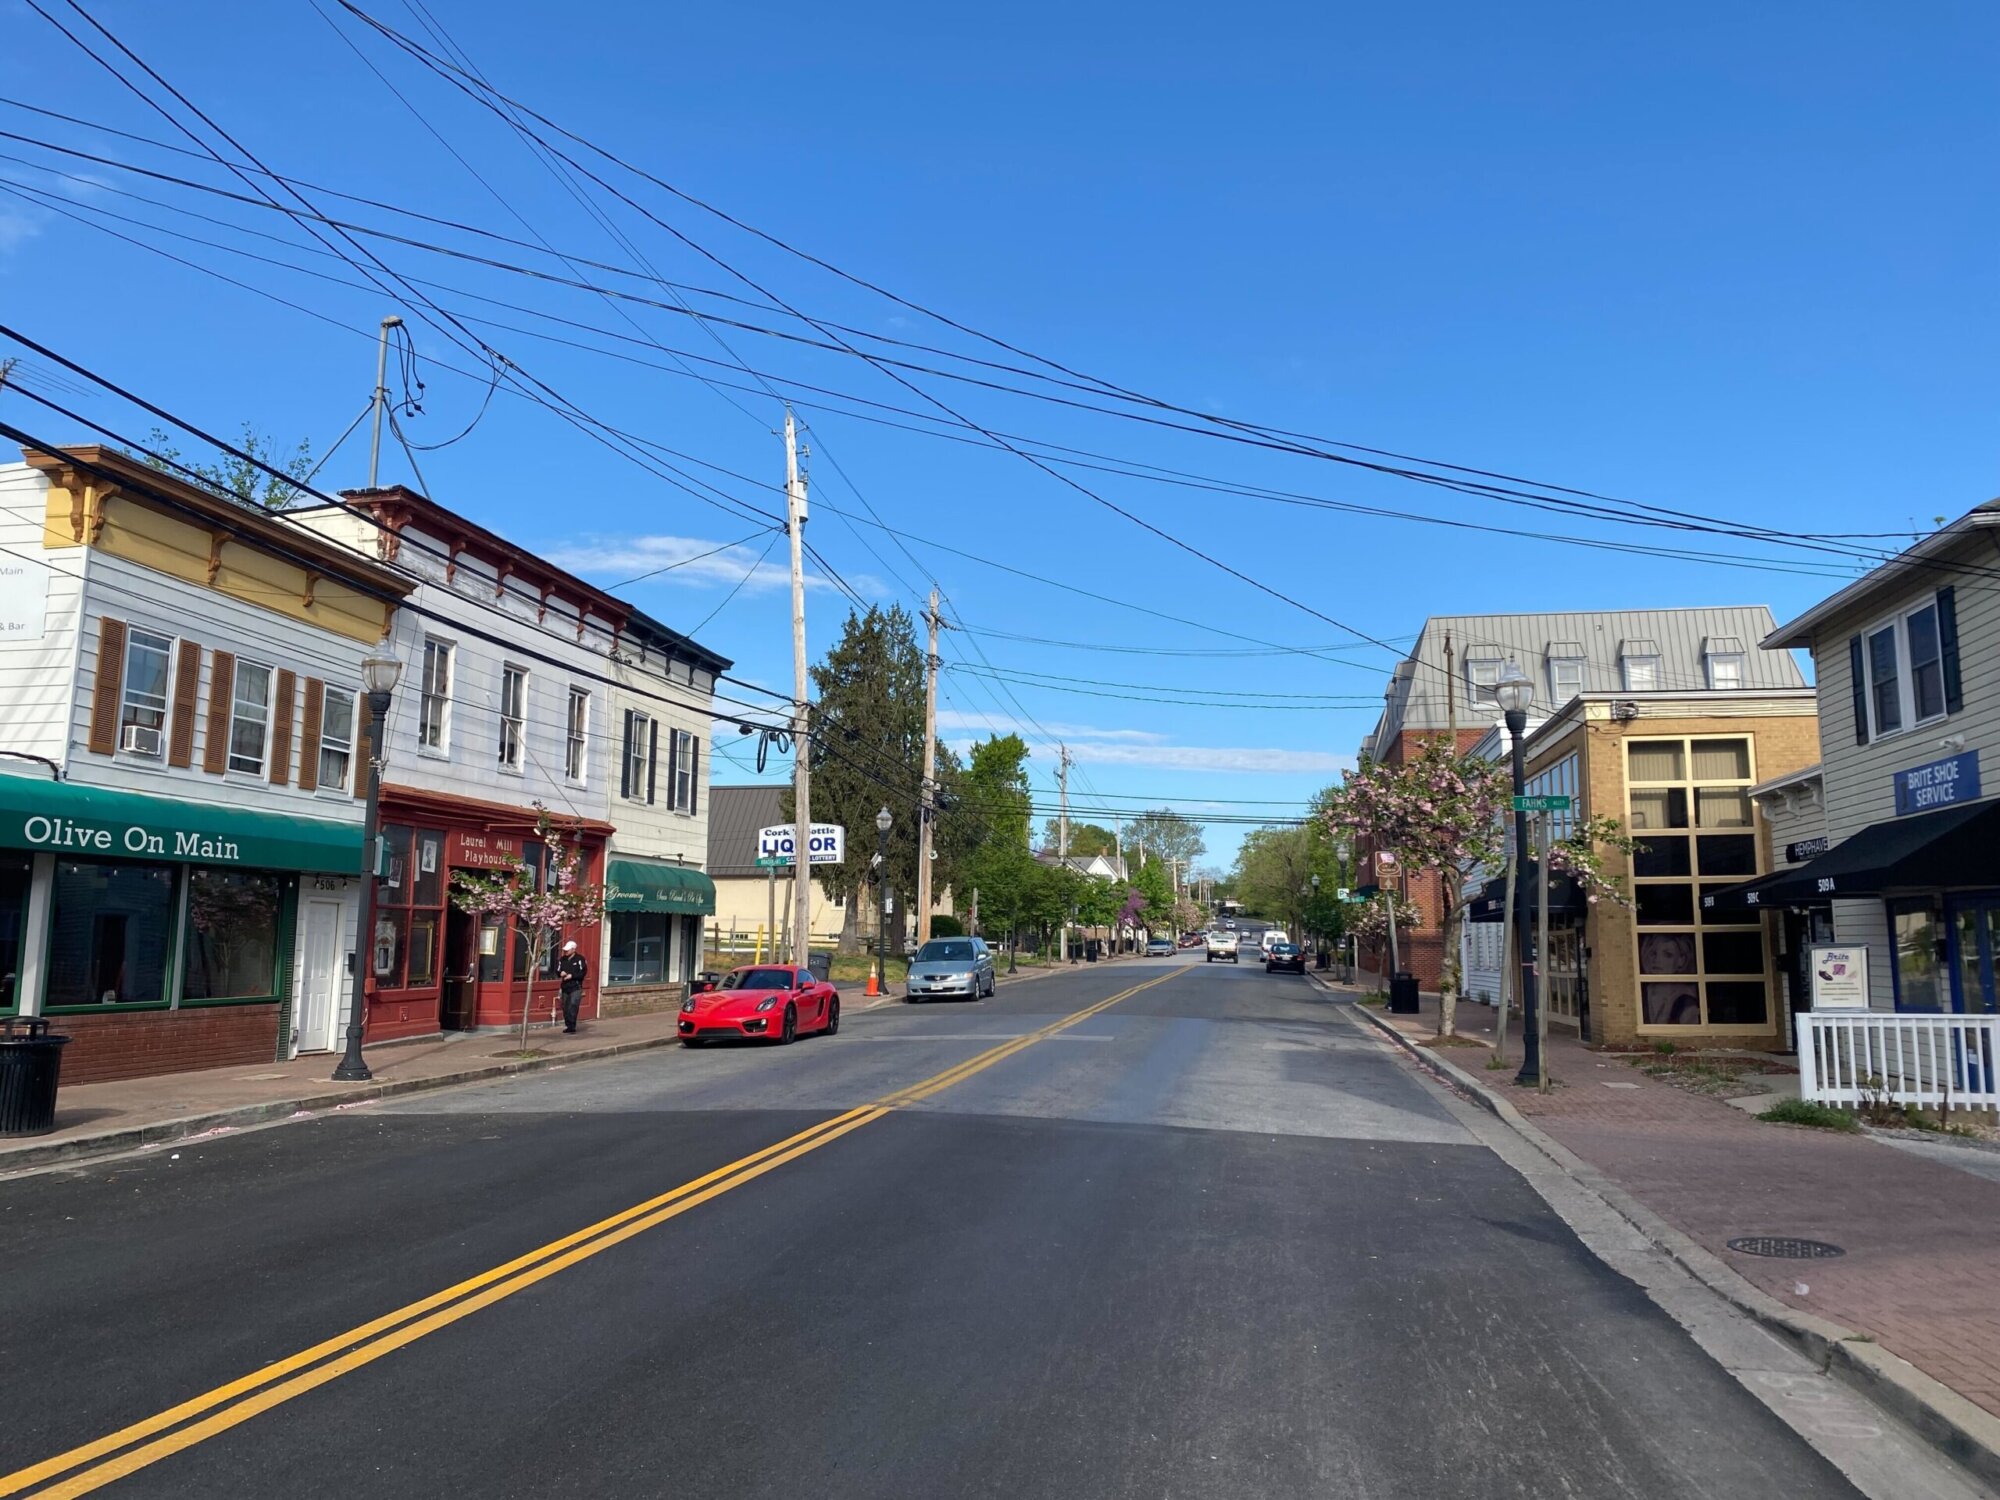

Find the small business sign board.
xmin=1893 ymin=751 xmax=1980 ymax=817
xmin=0 ymin=558 xmax=47 ymax=642
xmin=1809 ymin=946 xmax=1869 ymax=1010
xmin=1512 ymin=794 xmax=1572 ymax=812
xmin=756 ymin=822 xmax=845 ymax=869
xmin=1785 ymin=837 xmax=1829 ymax=864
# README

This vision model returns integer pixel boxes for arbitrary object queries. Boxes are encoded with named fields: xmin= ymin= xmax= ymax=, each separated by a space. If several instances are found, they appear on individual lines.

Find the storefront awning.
xmin=1467 ymin=864 xmax=1587 ymax=923
xmin=0 ymin=768 xmax=365 ymax=872
xmin=1703 ymin=797 xmax=2000 ymax=910
xmin=604 ymin=857 xmax=716 ymax=915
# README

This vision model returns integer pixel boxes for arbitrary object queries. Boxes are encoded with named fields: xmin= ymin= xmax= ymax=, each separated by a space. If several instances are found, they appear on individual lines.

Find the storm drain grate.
xmin=1726 ymin=1236 xmax=1845 ymax=1260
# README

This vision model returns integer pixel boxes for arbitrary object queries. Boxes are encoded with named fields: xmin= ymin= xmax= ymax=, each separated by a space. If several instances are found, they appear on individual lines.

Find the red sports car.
xmin=678 ymin=964 xmax=840 ymax=1046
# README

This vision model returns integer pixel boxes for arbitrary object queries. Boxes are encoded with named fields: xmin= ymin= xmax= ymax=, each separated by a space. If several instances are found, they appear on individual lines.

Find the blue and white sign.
xmin=1893 ymin=751 xmax=1981 ymax=817
xmin=756 ymin=823 xmax=845 ymax=868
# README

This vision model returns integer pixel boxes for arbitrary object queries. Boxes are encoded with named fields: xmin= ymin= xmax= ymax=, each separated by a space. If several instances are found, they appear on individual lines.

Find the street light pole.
xmin=874 ymin=805 xmax=892 ymax=994
xmin=334 ymin=648 xmax=404 ymax=1082
xmin=1493 ymin=659 xmax=1541 ymax=1088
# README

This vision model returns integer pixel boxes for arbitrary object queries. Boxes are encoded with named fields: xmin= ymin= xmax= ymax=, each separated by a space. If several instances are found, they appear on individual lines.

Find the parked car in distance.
xmin=906 ymin=937 xmax=995 ymax=1000
xmin=1145 ymin=936 xmax=1177 ymax=957
xmin=1178 ymin=932 xmax=1204 ymax=948
xmin=1264 ymin=941 xmax=1306 ymax=975
xmin=680 ymin=965 xmax=839 ymax=1045
xmin=1205 ymin=930 xmax=1240 ymax=963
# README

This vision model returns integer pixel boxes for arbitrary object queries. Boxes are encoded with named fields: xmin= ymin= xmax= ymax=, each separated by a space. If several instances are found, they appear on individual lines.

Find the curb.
xmin=0 ymin=1029 xmax=687 ymax=1175
xmin=1327 ymin=985 xmax=2000 ymax=1491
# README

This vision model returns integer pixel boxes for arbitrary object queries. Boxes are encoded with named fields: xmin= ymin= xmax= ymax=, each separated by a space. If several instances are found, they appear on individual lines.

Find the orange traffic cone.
xmin=865 ymin=972 xmax=880 ymax=998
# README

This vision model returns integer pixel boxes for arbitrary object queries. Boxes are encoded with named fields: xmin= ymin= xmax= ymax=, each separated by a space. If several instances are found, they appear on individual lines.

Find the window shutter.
xmin=1938 ymin=587 xmax=1962 ymax=715
xmin=1847 ymin=634 xmax=1868 ymax=746
xmin=298 ymin=679 xmax=324 ymax=793
xmin=689 ymin=736 xmax=701 ymax=814
xmin=269 ymin=670 xmax=297 ymax=785
xmin=646 ymin=720 xmax=659 ymax=804
xmin=665 ymin=729 xmax=681 ymax=810
xmin=87 ymin=617 xmax=126 ymax=755
xmin=620 ymin=709 xmax=634 ymax=799
xmin=168 ymin=640 xmax=201 ymax=767
xmin=203 ymin=650 xmax=236 ymax=774
xmin=352 ymin=689 xmax=371 ymax=799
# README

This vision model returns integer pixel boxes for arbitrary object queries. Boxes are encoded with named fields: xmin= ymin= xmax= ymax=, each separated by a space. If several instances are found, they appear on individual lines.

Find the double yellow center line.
xmin=3 ymin=968 xmax=1178 ymax=1498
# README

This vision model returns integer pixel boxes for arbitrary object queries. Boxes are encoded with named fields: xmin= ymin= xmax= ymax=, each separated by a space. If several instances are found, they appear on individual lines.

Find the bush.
xmin=930 ymin=914 xmax=965 ymax=938
xmin=1757 ymin=1098 xmax=1859 ymax=1132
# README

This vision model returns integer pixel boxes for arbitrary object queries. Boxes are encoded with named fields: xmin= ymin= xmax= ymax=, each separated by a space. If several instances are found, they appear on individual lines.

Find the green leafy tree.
xmin=1126 ymin=809 xmax=1206 ymax=872
xmin=785 ymin=606 xmax=962 ymax=951
xmin=138 ymin=423 xmax=314 ymax=510
xmin=1042 ymin=819 xmax=1117 ymax=858
xmin=1131 ymin=859 xmax=1174 ymax=933
xmin=960 ymin=734 xmax=1033 ymax=852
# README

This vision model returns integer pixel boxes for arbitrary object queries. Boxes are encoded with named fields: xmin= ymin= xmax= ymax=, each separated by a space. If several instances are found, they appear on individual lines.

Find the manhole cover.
xmin=1726 ymin=1236 xmax=1845 ymax=1259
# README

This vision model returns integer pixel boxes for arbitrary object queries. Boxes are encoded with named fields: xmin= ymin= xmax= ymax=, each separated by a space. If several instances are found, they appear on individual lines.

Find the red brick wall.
xmin=598 ymin=983 xmax=681 ymax=1018
xmin=52 ymin=1005 xmax=279 ymax=1086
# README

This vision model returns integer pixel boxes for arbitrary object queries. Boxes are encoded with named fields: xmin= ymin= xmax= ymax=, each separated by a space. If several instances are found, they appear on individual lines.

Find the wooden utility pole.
xmin=785 ymin=410 xmax=813 ymax=966
xmin=1058 ymin=743 xmax=1072 ymax=962
xmin=917 ymin=587 xmax=943 ymax=945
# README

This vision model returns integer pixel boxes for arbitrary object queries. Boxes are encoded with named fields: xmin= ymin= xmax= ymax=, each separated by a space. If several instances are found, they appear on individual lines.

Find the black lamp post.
xmin=873 ymin=804 xmax=892 ymax=992
xmin=333 ymin=647 xmax=404 ymax=1082
xmin=1493 ymin=658 xmax=1540 ymax=1088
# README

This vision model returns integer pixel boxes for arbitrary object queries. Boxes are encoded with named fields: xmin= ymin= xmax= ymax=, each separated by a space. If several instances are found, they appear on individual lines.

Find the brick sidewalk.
xmin=1347 ymin=986 xmax=2000 ymax=1422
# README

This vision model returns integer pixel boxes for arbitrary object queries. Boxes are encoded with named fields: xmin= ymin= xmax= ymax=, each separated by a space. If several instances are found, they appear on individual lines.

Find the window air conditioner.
xmin=120 ymin=723 xmax=164 ymax=757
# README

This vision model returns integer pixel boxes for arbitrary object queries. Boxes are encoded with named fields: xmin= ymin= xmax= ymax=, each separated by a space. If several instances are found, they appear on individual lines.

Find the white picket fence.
xmin=1797 ymin=1011 xmax=2000 ymax=1113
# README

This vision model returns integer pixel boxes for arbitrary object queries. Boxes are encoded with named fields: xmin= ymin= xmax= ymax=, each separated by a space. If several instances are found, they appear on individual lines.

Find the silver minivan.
xmin=906 ymin=937 xmax=996 ymax=1000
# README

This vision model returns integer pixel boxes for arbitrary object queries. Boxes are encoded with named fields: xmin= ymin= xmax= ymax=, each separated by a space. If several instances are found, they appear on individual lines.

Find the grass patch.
xmin=1420 ymin=1033 xmax=1487 ymax=1049
xmin=1758 ymin=1098 xmax=1860 ymax=1132
xmin=1485 ymin=1054 xmax=1510 ymax=1071
xmin=1358 ymin=992 xmax=1389 ymax=1008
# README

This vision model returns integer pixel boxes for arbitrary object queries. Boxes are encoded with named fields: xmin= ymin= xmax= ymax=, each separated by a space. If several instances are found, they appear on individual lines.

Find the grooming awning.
xmin=604 ymin=857 xmax=717 ymax=915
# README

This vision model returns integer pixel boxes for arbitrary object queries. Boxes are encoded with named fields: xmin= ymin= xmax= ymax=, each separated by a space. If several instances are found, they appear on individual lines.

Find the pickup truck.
xmin=1204 ymin=930 xmax=1240 ymax=963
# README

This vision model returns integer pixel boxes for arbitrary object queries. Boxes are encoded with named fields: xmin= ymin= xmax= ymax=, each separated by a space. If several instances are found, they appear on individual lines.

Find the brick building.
xmin=1357 ymin=608 xmax=1810 ymax=992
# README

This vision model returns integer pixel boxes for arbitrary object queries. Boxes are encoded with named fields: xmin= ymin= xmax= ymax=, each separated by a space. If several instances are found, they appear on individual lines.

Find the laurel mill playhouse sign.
xmin=0 ymin=771 xmax=364 ymax=872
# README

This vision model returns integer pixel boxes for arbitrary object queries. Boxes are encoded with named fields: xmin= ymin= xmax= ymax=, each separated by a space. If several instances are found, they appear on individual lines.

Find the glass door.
xmin=1949 ymin=899 xmax=2000 ymax=1015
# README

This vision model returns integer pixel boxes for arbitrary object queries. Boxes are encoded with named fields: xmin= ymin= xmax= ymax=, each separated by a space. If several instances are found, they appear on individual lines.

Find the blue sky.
xmin=3 ymin=0 xmax=1996 ymax=866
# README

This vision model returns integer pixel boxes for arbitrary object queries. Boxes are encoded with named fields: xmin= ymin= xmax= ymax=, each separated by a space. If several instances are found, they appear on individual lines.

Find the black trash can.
xmin=0 ymin=1017 xmax=70 ymax=1137
xmin=1085 ymin=939 xmax=1100 ymax=963
xmin=806 ymin=950 xmax=833 ymax=984
xmin=1315 ymin=948 xmax=1330 ymax=970
xmin=1388 ymin=972 xmax=1420 ymax=1014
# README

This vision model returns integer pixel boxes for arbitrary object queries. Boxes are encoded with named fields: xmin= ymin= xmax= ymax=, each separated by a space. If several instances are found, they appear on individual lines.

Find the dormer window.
xmin=1547 ymin=641 xmax=1585 ymax=699
xmin=1704 ymin=637 xmax=1746 ymax=690
xmin=1620 ymin=639 xmax=1660 ymax=692
xmin=1465 ymin=651 xmax=1502 ymax=703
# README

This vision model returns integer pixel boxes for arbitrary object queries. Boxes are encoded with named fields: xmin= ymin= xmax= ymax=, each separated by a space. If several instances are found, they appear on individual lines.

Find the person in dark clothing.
xmin=557 ymin=940 xmax=588 ymax=1033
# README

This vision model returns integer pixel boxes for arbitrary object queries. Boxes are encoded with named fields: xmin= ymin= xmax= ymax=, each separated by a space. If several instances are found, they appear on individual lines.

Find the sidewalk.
xmin=1 ymin=947 xmax=1127 ymax=1174
xmin=1327 ymin=978 xmax=2000 ymax=1480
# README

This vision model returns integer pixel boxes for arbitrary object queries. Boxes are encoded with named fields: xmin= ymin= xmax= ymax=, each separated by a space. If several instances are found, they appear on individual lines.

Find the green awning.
xmin=0 ymin=768 xmax=365 ymax=873
xmin=605 ymin=857 xmax=716 ymax=915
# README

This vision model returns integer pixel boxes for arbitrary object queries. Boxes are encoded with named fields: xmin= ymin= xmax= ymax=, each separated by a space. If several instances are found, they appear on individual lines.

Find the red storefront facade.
xmin=362 ymin=784 xmax=613 ymax=1042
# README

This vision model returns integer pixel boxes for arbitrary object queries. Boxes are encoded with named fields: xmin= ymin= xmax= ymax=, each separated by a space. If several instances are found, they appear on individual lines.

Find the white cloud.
xmin=1064 ymin=743 xmax=1352 ymax=775
xmin=545 ymin=534 xmax=883 ymax=598
xmin=936 ymin=708 xmax=1163 ymax=742
xmin=0 ymin=207 xmax=42 ymax=254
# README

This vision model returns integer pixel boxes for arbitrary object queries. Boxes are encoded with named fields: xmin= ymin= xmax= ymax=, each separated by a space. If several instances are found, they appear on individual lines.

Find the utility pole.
xmin=1058 ymin=743 xmax=1072 ymax=963
xmin=785 ymin=409 xmax=813 ymax=968
xmin=367 ymin=315 xmax=402 ymax=488
xmin=917 ymin=587 xmax=943 ymax=945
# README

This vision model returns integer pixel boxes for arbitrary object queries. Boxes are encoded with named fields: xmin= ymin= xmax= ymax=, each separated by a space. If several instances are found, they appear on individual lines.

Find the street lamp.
xmin=333 ymin=646 xmax=404 ymax=1082
xmin=874 ymin=805 xmax=893 ymax=992
xmin=1493 ymin=658 xmax=1540 ymax=1087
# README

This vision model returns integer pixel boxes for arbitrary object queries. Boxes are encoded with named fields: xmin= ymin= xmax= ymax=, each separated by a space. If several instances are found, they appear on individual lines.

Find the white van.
xmin=1260 ymin=929 xmax=1290 ymax=954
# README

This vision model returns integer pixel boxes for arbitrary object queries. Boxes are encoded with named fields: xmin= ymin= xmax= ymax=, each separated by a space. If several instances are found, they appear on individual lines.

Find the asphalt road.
xmin=0 ymin=957 xmax=1920 ymax=1498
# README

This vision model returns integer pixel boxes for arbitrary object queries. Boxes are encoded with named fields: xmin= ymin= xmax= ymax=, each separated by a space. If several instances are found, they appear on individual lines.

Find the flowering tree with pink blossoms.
xmin=451 ymin=806 xmax=606 ymax=1053
xmin=1346 ymin=891 xmax=1425 ymax=952
xmin=1322 ymin=736 xmax=1509 ymax=1038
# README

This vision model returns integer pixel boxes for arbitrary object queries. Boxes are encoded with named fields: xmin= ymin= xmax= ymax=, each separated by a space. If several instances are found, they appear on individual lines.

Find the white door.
xmin=296 ymin=899 xmax=343 ymax=1054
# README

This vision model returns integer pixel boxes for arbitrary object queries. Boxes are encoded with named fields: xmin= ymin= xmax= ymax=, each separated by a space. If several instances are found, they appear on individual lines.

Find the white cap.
xmin=562 ymin=940 xmax=577 ymax=952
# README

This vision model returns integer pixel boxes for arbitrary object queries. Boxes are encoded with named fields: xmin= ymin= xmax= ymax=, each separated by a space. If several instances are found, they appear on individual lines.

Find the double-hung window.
xmin=1624 ymin=656 xmax=1660 ymax=691
xmin=228 ymin=661 xmax=272 ymax=775
xmin=1707 ymin=654 xmax=1745 ymax=690
xmin=1855 ymin=594 xmax=1956 ymax=742
xmin=1547 ymin=644 xmax=1585 ymax=700
xmin=669 ymin=729 xmax=701 ymax=813
xmin=1466 ymin=655 xmax=1501 ymax=704
xmin=319 ymin=687 xmax=355 ymax=793
xmin=498 ymin=664 xmax=527 ymax=771
xmin=622 ymin=710 xmax=655 ymax=803
xmin=419 ymin=638 xmax=453 ymax=753
xmin=566 ymin=688 xmax=589 ymax=783
xmin=119 ymin=627 xmax=173 ymax=757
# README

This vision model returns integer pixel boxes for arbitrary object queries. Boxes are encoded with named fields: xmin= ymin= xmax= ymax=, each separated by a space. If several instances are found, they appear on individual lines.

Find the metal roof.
xmin=1369 ymin=606 xmax=1806 ymax=751
xmin=707 ymin=784 xmax=787 ymax=877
